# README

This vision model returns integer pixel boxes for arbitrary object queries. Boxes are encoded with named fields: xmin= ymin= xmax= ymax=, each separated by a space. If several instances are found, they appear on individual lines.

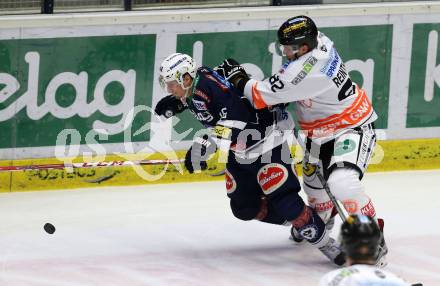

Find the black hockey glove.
xmin=154 ymin=95 xmax=187 ymax=118
xmin=214 ymin=58 xmax=244 ymax=80
xmin=214 ymin=58 xmax=250 ymax=93
xmin=184 ymin=135 xmax=217 ymax=174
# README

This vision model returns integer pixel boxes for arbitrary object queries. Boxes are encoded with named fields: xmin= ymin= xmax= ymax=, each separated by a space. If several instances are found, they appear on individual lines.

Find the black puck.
xmin=44 ymin=223 xmax=56 ymax=234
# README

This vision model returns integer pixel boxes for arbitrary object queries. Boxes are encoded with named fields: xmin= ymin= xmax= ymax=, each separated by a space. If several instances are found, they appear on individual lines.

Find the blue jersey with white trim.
xmin=186 ymin=67 xmax=293 ymax=155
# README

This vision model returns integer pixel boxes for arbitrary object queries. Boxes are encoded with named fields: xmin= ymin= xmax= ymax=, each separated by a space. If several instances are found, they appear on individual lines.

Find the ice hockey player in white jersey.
xmin=217 ymin=15 xmax=387 ymax=266
xmin=320 ymin=214 xmax=410 ymax=286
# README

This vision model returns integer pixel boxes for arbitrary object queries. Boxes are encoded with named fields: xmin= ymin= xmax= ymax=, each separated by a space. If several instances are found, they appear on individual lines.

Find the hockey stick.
xmin=83 ymin=169 xmax=119 ymax=183
xmin=294 ymin=130 xmax=346 ymax=222
xmin=0 ymin=159 xmax=185 ymax=172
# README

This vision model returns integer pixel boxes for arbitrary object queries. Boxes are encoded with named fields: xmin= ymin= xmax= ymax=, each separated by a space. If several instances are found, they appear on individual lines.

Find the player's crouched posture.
xmin=320 ymin=215 xmax=411 ymax=286
xmin=217 ymin=15 xmax=387 ymax=266
xmin=154 ymin=53 xmax=345 ymax=266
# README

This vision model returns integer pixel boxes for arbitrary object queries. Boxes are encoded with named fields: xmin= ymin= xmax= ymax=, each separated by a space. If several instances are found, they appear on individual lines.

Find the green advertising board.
xmin=408 ymin=23 xmax=440 ymax=128
xmin=0 ymin=34 xmax=156 ymax=149
xmin=0 ymin=18 xmax=439 ymax=157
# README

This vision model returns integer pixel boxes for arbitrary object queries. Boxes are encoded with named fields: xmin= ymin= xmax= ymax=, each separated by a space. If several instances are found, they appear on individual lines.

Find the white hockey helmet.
xmin=159 ymin=53 xmax=197 ymax=90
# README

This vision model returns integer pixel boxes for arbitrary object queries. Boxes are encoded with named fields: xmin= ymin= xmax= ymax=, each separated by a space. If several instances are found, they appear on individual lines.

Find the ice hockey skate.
xmin=375 ymin=239 xmax=388 ymax=267
xmin=318 ymin=237 xmax=346 ymax=266
xmin=289 ymin=226 xmax=305 ymax=243
xmin=375 ymin=218 xmax=388 ymax=267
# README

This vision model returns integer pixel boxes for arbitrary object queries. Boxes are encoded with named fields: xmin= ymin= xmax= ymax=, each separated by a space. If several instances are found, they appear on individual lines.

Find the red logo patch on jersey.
xmin=257 ymin=163 xmax=288 ymax=194
xmin=343 ymin=199 xmax=359 ymax=214
xmin=225 ymin=169 xmax=236 ymax=194
xmin=315 ymin=200 xmax=334 ymax=212
xmin=361 ymin=200 xmax=376 ymax=217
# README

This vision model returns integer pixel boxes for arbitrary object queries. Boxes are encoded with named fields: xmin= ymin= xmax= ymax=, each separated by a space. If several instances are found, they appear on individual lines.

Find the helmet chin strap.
xmin=180 ymin=77 xmax=194 ymax=99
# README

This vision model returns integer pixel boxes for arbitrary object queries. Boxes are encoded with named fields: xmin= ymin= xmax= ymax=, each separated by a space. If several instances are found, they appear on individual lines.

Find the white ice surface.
xmin=0 ymin=170 xmax=439 ymax=286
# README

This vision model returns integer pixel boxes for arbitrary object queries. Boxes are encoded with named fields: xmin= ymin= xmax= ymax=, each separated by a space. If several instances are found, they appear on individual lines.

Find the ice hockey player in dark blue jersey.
xmin=154 ymin=53 xmax=345 ymax=266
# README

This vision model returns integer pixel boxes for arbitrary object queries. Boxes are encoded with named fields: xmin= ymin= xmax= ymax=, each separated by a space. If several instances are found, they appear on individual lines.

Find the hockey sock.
xmin=291 ymin=206 xmax=326 ymax=245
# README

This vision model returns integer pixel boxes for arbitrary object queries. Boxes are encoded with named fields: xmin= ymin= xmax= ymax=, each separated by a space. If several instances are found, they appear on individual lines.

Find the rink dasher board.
xmin=0 ymin=138 xmax=438 ymax=192
xmin=0 ymin=3 xmax=439 ymax=160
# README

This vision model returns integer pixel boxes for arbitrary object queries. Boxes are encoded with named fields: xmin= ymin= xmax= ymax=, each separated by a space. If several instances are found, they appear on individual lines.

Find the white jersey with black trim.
xmin=243 ymin=32 xmax=377 ymax=142
xmin=319 ymin=264 xmax=410 ymax=286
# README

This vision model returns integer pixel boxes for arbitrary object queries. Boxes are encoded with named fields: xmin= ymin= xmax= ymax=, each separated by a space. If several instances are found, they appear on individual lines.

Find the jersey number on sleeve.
xmin=269 ymin=74 xmax=285 ymax=92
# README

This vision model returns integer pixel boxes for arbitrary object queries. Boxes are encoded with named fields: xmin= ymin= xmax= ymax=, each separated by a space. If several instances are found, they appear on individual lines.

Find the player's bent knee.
xmin=231 ymin=206 xmax=259 ymax=221
xmin=327 ymin=167 xmax=376 ymax=216
xmin=230 ymin=201 xmax=260 ymax=221
xmin=327 ymin=167 xmax=363 ymax=199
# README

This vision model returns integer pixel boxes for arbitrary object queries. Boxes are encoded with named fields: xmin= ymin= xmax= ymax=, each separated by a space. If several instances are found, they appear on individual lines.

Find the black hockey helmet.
xmin=277 ymin=15 xmax=318 ymax=50
xmin=340 ymin=214 xmax=382 ymax=261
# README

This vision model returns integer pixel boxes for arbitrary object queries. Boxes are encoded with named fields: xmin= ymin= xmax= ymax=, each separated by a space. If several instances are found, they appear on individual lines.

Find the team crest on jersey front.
xmin=257 ymin=163 xmax=288 ymax=194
